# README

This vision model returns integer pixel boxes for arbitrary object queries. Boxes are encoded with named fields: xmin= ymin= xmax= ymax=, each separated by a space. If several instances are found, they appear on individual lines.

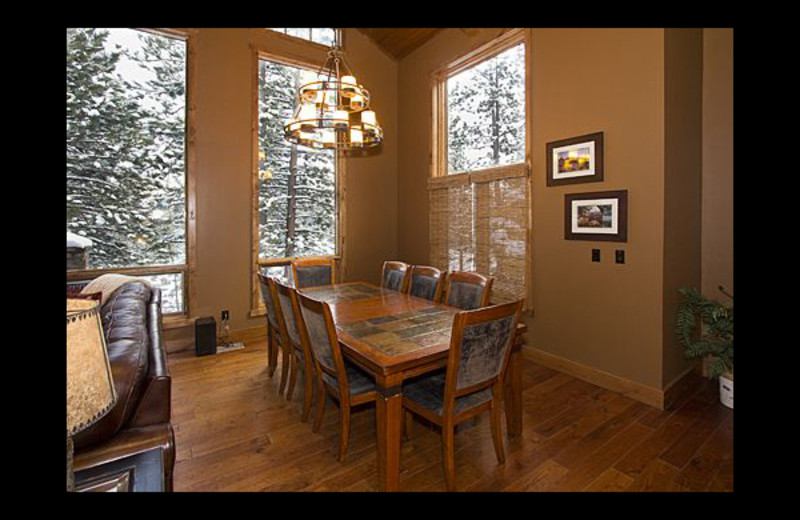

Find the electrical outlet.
xmin=591 ymin=249 xmax=601 ymax=262
xmin=221 ymin=309 xmax=230 ymax=321
xmin=615 ymin=250 xmax=625 ymax=264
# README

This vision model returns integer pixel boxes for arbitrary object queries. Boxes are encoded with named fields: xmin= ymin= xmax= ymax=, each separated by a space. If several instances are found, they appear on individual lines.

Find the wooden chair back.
xmin=257 ymin=272 xmax=284 ymax=333
xmin=381 ymin=261 xmax=410 ymax=292
xmin=296 ymin=292 xmax=350 ymax=396
xmin=406 ymin=265 xmax=446 ymax=302
xmin=292 ymin=257 xmax=335 ymax=289
xmin=274 ymin=279 xmax=303 ymax=350
xmin=441 ymin=271 xmax=493 ymax=309
xmin=442 ymin=300 xmax=523 ymax=417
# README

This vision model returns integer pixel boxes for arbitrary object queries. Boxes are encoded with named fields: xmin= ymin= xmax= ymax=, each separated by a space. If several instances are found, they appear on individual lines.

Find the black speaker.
xmin=195 ymin=317 xmax=217 ymax=356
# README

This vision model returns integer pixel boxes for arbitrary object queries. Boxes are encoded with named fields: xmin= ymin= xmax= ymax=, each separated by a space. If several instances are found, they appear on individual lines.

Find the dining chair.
xmin=441 ymin=271 xmax=493 ymax=310
xmin=292 ymin=257 xmax=335 ymax=289
xmin=274 ymin=280 xmax=316 ymax=422
xmin=402 ymin=299 xmax=523 ymax=491
xmin=406 ymin=265 xmax=446 ymax=302
xmin=381 ymin=261 xmax=410 ymax=292
xmin=257 ymin=273 xmax=284 ymax=385
xmin=296 ymin=291 xmax=377 ymax=462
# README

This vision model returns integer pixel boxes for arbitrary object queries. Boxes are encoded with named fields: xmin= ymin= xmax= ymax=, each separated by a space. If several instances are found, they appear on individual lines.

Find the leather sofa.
xmin=71 ymin=282 xmax=175 ymax=491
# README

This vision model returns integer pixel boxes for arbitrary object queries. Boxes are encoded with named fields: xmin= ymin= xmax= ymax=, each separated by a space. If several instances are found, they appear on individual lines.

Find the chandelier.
xmin=284 ymin=34 xmax=383 ymax=150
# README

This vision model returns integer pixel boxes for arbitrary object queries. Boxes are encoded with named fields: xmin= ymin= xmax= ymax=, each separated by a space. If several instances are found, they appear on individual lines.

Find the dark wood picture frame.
xmin=564 ymin=190 xmax=628 ymax=242
xmin=546 ymin=132 xmax=604 ymax=186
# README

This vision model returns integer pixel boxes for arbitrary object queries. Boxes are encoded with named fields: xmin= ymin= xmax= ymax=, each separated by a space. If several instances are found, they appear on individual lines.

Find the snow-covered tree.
xmin=258 ymin=60 xmax=336 ymax=260
xmin=66 ymin=28 xmax=187 ymax=269
xmin=447 ymin=43 xmax=525 ymax=174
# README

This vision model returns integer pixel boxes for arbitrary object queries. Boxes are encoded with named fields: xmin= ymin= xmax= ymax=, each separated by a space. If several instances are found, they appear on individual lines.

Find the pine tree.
xmin=258 ymin=60 xmax=336 ymax=260
xmin=447 ymin=44 xmax=525 ymax=173
xmin=66 ymin=29 xmax=187 ymax=269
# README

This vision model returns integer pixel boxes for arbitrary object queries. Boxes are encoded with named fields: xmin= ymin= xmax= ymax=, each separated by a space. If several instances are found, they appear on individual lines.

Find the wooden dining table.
xmin=301 ymin=281 xmax=526 ymax=492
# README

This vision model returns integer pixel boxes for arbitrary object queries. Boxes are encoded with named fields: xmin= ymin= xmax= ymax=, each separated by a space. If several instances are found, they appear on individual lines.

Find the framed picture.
xmin=565 ymin=190 xmax=628 ymax=242
xmin=546 ymin=132 xmax=604 ymax=186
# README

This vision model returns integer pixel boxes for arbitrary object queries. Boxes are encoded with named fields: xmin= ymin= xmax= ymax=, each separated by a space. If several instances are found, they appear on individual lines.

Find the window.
xmin=253 ymin=55 xmax=339 ymax=304
xmin=267 ymin=28 xmax=337 ymax=47
xmin=429 ymin=29 xmax=530 ymax=306
xmin=447 ymin=43 xmax=525 ymax=174
xmin=66 ymin=28 xmax=190 ymax=314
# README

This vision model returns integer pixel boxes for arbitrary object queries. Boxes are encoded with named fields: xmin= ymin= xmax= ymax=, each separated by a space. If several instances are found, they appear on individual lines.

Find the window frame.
xmin=429 ymin=28 xmax=533 ymax=312
xmin=66 ymin=27 xmax=196 ymax=327
xmin=265 ymin=28 xmax=343 ymax=50
xmin=249 ymin=48 xmax=346 ymax=317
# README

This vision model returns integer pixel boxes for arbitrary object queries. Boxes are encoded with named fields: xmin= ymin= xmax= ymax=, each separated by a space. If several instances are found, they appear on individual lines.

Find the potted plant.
xmin=675 ymin=285 xmax=734 ymax=408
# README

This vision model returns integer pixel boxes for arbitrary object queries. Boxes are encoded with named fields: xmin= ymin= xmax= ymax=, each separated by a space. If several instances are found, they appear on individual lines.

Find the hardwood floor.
xmin=169 ymin=337 xmax=733 ymax=492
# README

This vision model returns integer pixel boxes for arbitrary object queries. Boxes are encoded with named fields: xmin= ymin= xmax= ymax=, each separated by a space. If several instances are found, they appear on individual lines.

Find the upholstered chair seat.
xmin=321 ymin=361 xmax=376 ymax=397
xmin=402 ymin=370 xmax=491 ymax=416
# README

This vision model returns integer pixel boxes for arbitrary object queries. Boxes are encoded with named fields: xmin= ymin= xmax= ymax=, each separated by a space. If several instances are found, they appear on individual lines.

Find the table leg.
xmin=504 ymin=347 xmax=523 ymax=437
xmin=375 ymin=385 xmax=402 ymax=492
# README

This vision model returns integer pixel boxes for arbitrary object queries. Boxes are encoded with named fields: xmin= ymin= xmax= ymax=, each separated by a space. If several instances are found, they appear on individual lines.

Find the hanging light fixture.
xmin=284 ymin=31 xmax=383 ymax=150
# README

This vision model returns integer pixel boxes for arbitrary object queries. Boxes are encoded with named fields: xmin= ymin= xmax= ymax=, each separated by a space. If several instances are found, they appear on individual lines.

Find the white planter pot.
xmin=719 ymin=373 xmax=733 ymax=409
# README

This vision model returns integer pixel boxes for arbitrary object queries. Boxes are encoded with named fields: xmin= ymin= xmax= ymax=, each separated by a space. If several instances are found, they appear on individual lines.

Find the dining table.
xmin=300 ymin=281 xmax=527 ymax=492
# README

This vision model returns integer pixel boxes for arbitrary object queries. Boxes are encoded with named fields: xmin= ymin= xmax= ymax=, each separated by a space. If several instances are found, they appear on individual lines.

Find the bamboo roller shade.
xmin=429 ymin=164 xmax=529 ymax=306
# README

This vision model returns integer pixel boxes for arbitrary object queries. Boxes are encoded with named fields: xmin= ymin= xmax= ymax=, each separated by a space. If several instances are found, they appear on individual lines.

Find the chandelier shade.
xmin=284 ymin=32 xmax=383 ymax=151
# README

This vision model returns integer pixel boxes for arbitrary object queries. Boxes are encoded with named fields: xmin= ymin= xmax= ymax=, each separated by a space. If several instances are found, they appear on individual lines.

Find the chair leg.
xmin=278 ymin=340 xmax=290 ymax=395
xmin=404 ymin=410 xmax=413 ymax=439
xmin=442 ymin=421 xmax=456 ymax=491
xmin=313 ymin=381 xmax=327 ymax=433
xmin=490 ymin=402 xmax=505 ymax=464
xmin=338 ymin=401 xmax=351 ymax=463
xmin=301 ymin=360 xmax=314 ymax=423
xmin=267 ymin=327 xmax=277 ymax=377
xmin=286 ymin=350 xmax=298 ymax=402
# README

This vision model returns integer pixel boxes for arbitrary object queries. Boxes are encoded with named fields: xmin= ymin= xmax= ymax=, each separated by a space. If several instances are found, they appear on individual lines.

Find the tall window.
xmin=267 ymin=28 xmax=337 ymax=47
xmin=447 ymin=43 xmax=525 ymax=174
xmin=430 ymin=30 xmax=529 ymax=306
xmin=255 ymin=56 xmax=338 ymax=288
xmin=66 ymin=28 xmax=188 ymax=314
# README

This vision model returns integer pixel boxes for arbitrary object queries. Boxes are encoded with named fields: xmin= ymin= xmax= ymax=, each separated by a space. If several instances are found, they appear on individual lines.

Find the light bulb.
xmin=341 ymin=75 xmax=357 ymax=97
xmin=333 ymin=110 xmax=349 ymax=129
xmin=350 ymin=94 xmax=365 ymax=110
xmin=361 ymin=110 xmax=376 ymax=126
xmin=350 ymin=127 xmax=363 ymax=144
xmin=299 ymin=105 xmax=317 ymax=131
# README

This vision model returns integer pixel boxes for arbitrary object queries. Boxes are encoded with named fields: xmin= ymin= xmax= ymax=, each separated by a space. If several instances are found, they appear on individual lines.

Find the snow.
xmin=67 ymin=231 xmax=93 ymax=249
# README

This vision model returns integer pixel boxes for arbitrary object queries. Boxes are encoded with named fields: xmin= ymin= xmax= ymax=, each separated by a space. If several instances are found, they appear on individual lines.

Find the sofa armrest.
xmin=73 ymin=423 xmax=175 ymax=491
xmin=129 ymin=287 xmax=171 ymax=427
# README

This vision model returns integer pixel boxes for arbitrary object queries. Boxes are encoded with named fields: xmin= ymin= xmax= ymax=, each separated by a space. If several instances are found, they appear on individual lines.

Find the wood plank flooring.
xmin=168 ymin=338 xmax=733 ymax=492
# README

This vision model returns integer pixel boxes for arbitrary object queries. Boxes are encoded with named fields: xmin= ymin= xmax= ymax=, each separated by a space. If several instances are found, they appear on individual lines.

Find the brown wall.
xmin=168 ymin=28 xmax=397 ymax=348
xmin=662 ymin=28 xmax=704 ymax=387
xmin=398 ymin=28 xmax=669 ymax=389
xmin=701 ymin=29 xmax=734 ymax=298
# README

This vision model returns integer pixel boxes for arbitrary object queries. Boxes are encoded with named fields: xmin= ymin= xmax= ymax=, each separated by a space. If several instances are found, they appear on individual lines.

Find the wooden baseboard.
xmin=521 ymin=346 xmax=666 ymax=410
xmin=164 ymin=324 xmax=267 ymax=354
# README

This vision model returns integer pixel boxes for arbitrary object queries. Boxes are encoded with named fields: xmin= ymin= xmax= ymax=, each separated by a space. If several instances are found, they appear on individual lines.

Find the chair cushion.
xmin=296 ymin=265 xmax=332 ymax=288
xmin=384 ymin=269 xmax=406 ymax=291
xmin=409 ymin=274 xmax=439 ymax=301
xmin=322 ymin=359 xmax=376 ymax=396
xmin=446 ymin=281 xmax=485 ymax=310
xmin=402 ymin=369 xmax=492 ymax=416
